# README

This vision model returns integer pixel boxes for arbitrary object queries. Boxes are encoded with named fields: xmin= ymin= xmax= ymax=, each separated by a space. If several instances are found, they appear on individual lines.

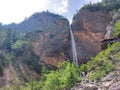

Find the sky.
xmin=0 ymin=0 xmax=101 ymax=24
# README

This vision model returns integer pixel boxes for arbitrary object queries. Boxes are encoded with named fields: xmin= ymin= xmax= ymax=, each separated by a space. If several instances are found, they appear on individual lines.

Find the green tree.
xmin=43 ymin=71 xmax=61 ymax=90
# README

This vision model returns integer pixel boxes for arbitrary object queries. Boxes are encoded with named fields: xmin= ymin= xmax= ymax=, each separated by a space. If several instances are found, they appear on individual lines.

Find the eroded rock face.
xmin=104 ymin=9 xmax=120 ymax=39
xmin=25 ymin=12 xmax=70 ymax=66
xmin=71 ymin=9 xmax=112 ymax=63
xmin=0 ymin=61 xmax=39 ymax=88
xmin=0 ymin=49 xmax=45 ymax=88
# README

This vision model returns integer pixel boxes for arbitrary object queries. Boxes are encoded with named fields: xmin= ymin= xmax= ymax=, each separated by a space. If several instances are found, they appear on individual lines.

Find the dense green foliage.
xmin=0 ymin=29 xmax=15 ymax=74
xmin=82 ymin=0 xmax=120 ymax=12
xmin=113 ymin=21 xmax=120 ymax=37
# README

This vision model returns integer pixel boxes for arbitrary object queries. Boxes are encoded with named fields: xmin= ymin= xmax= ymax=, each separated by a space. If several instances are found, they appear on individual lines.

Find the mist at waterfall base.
xmin=70 ymin=26 xmax=79 ymax=67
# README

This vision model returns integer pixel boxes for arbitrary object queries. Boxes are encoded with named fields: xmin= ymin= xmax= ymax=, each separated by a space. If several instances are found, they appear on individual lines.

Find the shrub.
xmin=42 ymin=61 xmax=81 ymax=90
xmin=80 ymin=64 xmax=88 ymax=73
xmin=113 ymin=21 xmax=120 ymax=37
xmin=12 ymin=40 xmax=28 ymax=49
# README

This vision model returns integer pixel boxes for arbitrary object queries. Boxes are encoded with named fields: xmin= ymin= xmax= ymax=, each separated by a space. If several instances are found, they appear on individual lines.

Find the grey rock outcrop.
xmin=104 ymin=9 xmax=120 ymax=39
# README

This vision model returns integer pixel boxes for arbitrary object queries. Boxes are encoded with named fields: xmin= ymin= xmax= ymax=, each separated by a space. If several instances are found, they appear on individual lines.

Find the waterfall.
xmin=70 ymin=26 xmax=78 ymax=67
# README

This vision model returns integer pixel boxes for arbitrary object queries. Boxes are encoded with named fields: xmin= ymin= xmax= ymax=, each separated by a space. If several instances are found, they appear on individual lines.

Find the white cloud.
xmin=47 ymin=0 xmax=68 ymax=14
xmin=0 ymin=0 xmax=69 ymax=24
xmin=0 ymin=0 xmax=49 ymax=24
xmin=59 ymin=0 xmax=68 ymax=14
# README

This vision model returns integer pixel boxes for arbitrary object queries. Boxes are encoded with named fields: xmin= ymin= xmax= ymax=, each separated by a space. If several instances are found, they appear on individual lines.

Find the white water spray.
xmin=70 ymin=26 xmax=78 ymax=67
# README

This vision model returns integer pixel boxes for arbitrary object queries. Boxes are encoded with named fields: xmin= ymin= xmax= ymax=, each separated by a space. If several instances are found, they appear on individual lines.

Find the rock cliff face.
xmin=71 ymin=9 xmax=112 ymax=63
xmin=0 ymin=62 xmax=39 ymax=88
xmin=24 ymin=12 xmax=70 ymax=66
xmin=2 ymin=9 xmax=114 ymax=66
xmin=3 ymin=10 xmax=114 ymax=66
xmin=4 ymin=12 xmax=70 ymax=66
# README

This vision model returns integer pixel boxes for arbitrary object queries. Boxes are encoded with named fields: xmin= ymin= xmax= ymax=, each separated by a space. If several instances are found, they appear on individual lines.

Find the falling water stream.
xmin=70 ymin=26 xmax=78 ymax=67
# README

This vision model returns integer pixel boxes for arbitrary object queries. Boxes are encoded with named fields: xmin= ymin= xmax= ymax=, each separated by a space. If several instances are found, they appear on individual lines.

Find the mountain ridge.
xmin=2 ymin=11 xmax=67 ymax=33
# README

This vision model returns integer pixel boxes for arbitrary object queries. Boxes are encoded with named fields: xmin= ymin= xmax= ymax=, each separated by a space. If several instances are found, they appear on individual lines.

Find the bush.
xmin=80 ymin=64 xmax=88 ymax=74
xmin=12 ymin=40 xmax=25 ymax=49
xmin=42 ymin=61 xmax=81 ymax=90
xmin=43 ymin=71 xmax=61 ymax=90
xmin=113 ymin=21 xmax=120 ymax=37
xmin=11 ymin=40 xmax=31 ymax=56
